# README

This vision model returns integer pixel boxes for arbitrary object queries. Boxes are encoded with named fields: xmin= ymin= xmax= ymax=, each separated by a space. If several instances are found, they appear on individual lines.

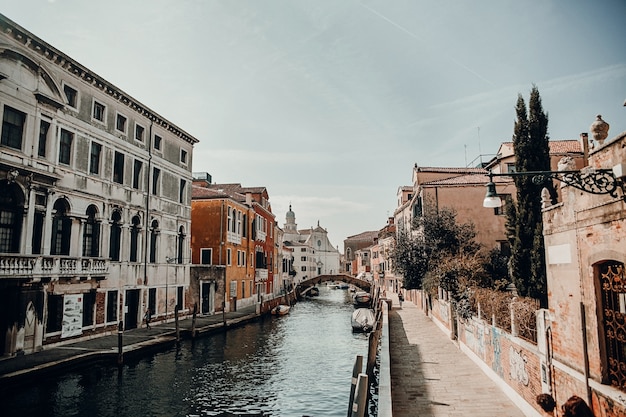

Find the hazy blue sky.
xmin=2 ymin=0 xmax=625 ymax=248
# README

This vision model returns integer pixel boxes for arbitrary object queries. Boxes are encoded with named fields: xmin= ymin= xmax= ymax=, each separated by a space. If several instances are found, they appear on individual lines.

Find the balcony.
xmin=0 ymin=255 xmax=109 ymax=280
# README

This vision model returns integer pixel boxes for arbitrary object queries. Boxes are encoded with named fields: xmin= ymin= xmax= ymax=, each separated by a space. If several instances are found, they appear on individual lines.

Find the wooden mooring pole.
xmin=347 ymin=355 xmax=363 ymax=417
xmin=350 ymin=373 xmax=369 ymax=417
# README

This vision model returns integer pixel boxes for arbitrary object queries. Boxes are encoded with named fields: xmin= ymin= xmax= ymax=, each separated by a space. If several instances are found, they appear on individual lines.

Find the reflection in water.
xmin=4 ymin=287 xmax=368 ymax=417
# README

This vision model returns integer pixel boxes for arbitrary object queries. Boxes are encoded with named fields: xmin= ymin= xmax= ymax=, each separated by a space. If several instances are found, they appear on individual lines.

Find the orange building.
xmin=191 ymin=177 xmax=276 ymax=311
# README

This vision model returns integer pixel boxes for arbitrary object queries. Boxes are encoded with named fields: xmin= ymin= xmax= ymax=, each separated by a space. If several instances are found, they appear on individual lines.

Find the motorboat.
xmin=351 ymin=308 xmax=375 ymax=332
xmin=353 ymin=291 xmax=371 ymax=307
xmin=271 ymin=305 xmax=291 ymax=316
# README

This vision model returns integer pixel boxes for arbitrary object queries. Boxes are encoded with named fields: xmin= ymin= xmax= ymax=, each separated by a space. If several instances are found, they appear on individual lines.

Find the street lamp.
xmin=483 ymin=166 xmax=626 ymax=208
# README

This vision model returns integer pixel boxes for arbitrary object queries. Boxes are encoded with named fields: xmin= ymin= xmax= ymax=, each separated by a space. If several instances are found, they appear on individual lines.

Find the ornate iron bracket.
xmin=490 ymin=169 xmax=624 ymax=200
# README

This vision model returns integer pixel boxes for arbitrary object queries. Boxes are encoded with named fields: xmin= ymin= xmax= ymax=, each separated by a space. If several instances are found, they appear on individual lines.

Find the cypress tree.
xmin=508 ymin=86 xmax=552 ymax=307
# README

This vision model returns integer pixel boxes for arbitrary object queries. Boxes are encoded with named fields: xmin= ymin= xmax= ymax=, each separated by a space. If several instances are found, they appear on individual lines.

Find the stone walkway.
xmin=389 ymin=300 xmax=529 ymax=416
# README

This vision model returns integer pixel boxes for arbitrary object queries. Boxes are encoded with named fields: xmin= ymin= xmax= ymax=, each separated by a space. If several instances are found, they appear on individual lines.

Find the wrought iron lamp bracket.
xmin=490 ymin=169 xmax=624 ymax=200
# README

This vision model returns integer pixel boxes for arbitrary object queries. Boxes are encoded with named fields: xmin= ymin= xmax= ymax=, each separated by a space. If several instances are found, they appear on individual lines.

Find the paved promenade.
xmin=0 ymin=305 xmax=258 ymax=389
xmin=389 ymin=299 xmax=528 ymax=417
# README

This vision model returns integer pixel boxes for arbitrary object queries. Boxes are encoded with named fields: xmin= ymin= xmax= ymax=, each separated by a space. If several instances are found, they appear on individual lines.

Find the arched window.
xmin=130 ymin=216 xmax=141 ymax=262
xmin=598 ymin=260 xmax=626 ymax=389
xmin=149 ymin=219 xmax=159 ymax=263
xmin=0 ymin=181 xmax=24 ymax=253
xmin=82 ymin=205 xmax=100 ymax=257
xmin=109 ymin=210 xmax=122 ymax=261
xmin=51 ymin=199 xmax=71 ymax=255
xmin=177 ymin=226 xmax=185 ymax=264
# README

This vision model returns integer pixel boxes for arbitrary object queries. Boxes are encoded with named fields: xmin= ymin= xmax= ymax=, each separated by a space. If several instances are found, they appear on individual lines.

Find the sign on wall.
xmin=61 ymin=294 xmax=83 ymax=338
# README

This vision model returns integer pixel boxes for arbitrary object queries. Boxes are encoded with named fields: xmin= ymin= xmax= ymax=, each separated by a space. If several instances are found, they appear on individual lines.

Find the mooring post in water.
xmin=191 ymin=303 xmax=197 ymax=339
xmin=350 ymin=373 xmax=368 ymax=417
xmin=175 ymin=306 xmax=180 ymax=343
xmin=347 ymin=355 xmax=363 ymax=416
xmin=117 ymin=320 xmax=124 ymax=366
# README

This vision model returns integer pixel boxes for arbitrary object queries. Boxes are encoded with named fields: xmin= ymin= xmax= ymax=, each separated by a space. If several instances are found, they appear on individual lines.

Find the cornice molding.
xmin=0 ymin=14 xmax=199 ymax=145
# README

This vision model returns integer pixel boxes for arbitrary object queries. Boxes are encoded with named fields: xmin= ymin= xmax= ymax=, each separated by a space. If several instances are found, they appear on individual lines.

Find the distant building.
xmin=281 ymin=205 xmax=340 ymax=284
xmin=343 ymin=230 xmax=378 ymax=275
xmin=0 ymin=14 xmax=197 ymax=355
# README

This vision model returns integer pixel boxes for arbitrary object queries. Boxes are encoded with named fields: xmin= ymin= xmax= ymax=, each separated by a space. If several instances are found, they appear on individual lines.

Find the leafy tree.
xmin=508 ymin=86 xmax=552 ymax=307
xmin=391 ymin=228 xmax=429 ymax=289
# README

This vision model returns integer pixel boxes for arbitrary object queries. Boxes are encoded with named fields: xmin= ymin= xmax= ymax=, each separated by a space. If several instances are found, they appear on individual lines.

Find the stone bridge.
xmin=296 ymin=274 xmax=372 ymax=297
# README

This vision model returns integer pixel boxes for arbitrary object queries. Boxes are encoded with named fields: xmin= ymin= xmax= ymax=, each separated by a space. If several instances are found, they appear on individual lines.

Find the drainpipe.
xmin=581 ymin=302 xmax=592 ymax=407
xmin=220 ymin=200 xmax=225 ymax=325
xmin=144 ymin=121 xmax=153 ymax=286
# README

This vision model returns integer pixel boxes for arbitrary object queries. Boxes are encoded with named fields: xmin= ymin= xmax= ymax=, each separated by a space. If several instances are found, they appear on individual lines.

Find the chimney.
xmin=579 ymin=133 xmax=589 ymax=166
xmin=246 ymin=192 xmax=252 ymax=206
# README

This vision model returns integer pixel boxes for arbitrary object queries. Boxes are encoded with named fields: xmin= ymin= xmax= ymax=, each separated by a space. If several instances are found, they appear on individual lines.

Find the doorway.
xmin=201 ymin=282 xmax=214 ymax=315
xmin=124 ymin=289 xmax=140 ymax=330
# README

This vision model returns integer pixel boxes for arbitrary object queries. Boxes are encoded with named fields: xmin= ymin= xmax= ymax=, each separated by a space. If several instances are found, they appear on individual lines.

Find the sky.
xmin=2 ymin=0 xmax=625 ymax=248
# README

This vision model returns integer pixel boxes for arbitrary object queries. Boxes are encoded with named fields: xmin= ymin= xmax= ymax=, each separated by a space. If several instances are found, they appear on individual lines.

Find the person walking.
xmin=398 ymin=291 xmax=404 ymax=307
xmin=144 ymin=308 xmax=152 ymax=329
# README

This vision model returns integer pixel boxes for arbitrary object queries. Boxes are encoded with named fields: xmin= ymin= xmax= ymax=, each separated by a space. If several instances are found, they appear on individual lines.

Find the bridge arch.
xmin=296 ymin=274 xmax=372 ymax=297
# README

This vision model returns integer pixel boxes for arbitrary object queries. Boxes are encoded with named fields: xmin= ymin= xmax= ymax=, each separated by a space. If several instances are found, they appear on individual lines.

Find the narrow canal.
xmin=4 ymin=286 xmax=370 ymax=417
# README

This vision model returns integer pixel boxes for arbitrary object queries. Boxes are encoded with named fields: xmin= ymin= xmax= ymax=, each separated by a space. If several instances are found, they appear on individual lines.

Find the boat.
xmin=271 ymin=305 xmax=291 ymax=316
xmin=353 ymin=291 xmax=371 ymax=306
xmin=338 ymin=284 xmax=349 ymax=290
xmin=351 ymin=308 xmax=375 ymax=332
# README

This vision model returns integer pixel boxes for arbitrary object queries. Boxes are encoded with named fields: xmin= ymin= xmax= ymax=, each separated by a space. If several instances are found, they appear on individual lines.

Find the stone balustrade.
xmin=0 ymin=255 xmax=109 ymax=279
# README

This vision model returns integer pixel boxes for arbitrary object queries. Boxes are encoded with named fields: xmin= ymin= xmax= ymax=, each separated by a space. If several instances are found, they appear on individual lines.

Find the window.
xmin=130 ymin=216 xmax=141 ymax=262
xmin=58 ymin=129 xmax=73 ymax=165
xmin=598 ymin=261 xmax=626 ymax=389
xmin=106 ymin=290 xmax=118 ymax=323
xmin=200 ymin=248 xmax=212 ymax=265
xmin=506 ymin=163 xmax=516 ymax=173
xmin=32 ymin=211 xmax=44 ymax=254
xmin=177 ymin=226 xmax=185 ymax=264
xmin=176 ymin=286 xmax=183 ymax=311
xmin=301 ymin=248 xmax=306 ymax=252
xmin=82 ymin=205 xmax=100 ymax=257
xmin=116 ymin=113 xmax=127 ymax=133
xmin=82 ymin=291 xmax=96 ymax=327
xmin=148 ymin=288 xmax=156 ymax=316
xmin=38 ymin=120 xmax=50 ymax=157
xmin=152 ymin=168 xmax=160 ymax=195
xmin=46 ymin=294 xmax=63 ymax=333
xmin=92 ymin=100 xmax=106 ymax=122
xmin=179 ymin=179 xmax=186 ymax=203
xmin=241 ymin=280 xmax=245 ymax=298
xmin=64 ymin=84 xmax=78 ymax=108
xmin=1 ymin=106 xmax=26 ymax=150
xmin=301 ymin=266 xmax=307 ymax=272
xmin=180 ymin=149 xmax=188 ymax=164
xmin=135 ymin=124 xmax=144 ymax=142
xmin=113 ymin=151 xmax=124 ymax=184
xmin=90 ymin=142 xmax=102 ymax=175
xmin=149 ymin=220 xmax=159 ymax=263
xmin=0 ymin=183 xmax=23 ymax=253
xmin=133 ymin=160 xmax=143 ymax=189
xmin=301 ymin=256 xmax=306 ymax=261
xmin=51 ymin=199 xmax=71 ymax=255
xmin=153 ymin=134 xmax=162 ymax=151
xmin=242 ymin=214 xmax=247 ymax=238
xmin=227 ymin=248 xmax=232 ymax=265
xmin=109 ymin=211 xmax=122 ymax=261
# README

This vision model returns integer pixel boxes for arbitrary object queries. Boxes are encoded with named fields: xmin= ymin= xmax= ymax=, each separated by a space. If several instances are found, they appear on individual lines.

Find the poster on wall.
xmin=61 ymin=294 xmax=83 ymax=338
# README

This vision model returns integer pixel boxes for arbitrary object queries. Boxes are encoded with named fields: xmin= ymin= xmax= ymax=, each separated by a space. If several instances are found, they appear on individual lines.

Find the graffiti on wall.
xmin=492 ymin=327 xmax=504 ymax=378
xmin=509 ymin=346 xmax=530 ymax=386
xmin=464 ymin=321 xmax=486 ymax=359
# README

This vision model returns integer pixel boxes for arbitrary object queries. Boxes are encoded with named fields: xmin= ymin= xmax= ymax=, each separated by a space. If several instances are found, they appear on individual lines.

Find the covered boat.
xmin=353 ymin=291 xmax=371 ymax=306
xmin=271 ymin=305 xmax=291 ymax=316
xmin=351 ymin=308 xmax=375 ymax=332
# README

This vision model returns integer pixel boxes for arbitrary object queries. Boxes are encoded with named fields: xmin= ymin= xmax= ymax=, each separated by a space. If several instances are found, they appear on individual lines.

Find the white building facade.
xmin=281 ymin=205 xmax=340 ymax=284
xmin=0 ymin=14 xmax=197 ymax=355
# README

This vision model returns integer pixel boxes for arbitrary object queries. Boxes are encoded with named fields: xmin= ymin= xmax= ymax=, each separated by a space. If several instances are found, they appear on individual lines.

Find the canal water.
xmin=4 ymin=286 xmax=370 ymax=417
